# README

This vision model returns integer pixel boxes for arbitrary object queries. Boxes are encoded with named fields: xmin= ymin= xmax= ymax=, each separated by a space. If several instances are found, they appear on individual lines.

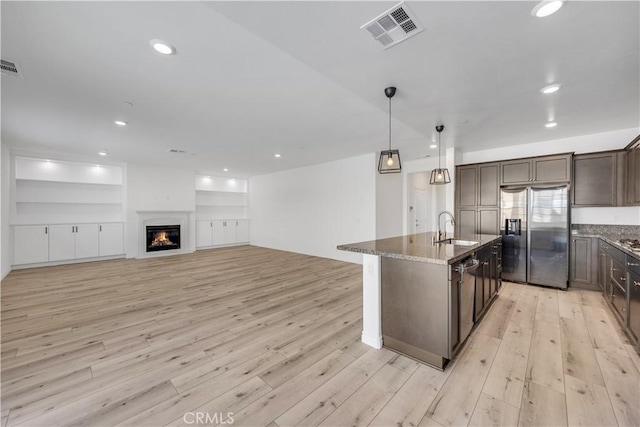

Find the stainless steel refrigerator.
xmin=500 ymin=186 xmax=568 ymax=289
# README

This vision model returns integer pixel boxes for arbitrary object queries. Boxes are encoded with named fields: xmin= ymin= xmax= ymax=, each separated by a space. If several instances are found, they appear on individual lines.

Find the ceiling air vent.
xmin=361 ymin=2 xmax=424 ymax=50
xmin=1 ymin=59 xmax=20 ymax=77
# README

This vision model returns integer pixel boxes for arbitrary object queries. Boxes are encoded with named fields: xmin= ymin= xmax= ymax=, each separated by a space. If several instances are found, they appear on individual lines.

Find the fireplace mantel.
xmin=136 ymin=210 xmax=194 ymax=258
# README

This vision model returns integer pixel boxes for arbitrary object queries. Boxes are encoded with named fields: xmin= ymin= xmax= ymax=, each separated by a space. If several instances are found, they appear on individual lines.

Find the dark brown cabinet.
xmin=500 ymin=154 xmax=571 ymax=185
xmin=534 ymin=155 xmax=571 ymax=183
xmin=572 ymin=151 xmax=625 ymax=206
xmin=626 ymin=136 xmax=640 ymax=206
xmin=478 ymin=163 xmax=499 ymax=207
xmin=474 ymin=244 xmax=501 ymax=322
xmin=478 ymin=208 xmax=499 ymax=235
xmin=456 ymin=165 xmax=477 ymax=208
xmin=570 ymin=237 xmax=600 ymax=288
xmin=570 ymin=237 xmax=592 ymax=285
xmin=455 ymin=163 xmax=500 ymax=236
xmin=456 ymin=209 xmax=477 ymax=236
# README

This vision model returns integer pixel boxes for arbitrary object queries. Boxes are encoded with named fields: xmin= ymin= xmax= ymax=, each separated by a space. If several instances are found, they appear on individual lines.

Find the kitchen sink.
xmin=440 ymin=239 xmax=480 ymax=246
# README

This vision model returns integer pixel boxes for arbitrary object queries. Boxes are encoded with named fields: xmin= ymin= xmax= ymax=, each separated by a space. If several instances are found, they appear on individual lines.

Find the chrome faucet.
xmin=436 ymin=210 xmax=456 ymax=243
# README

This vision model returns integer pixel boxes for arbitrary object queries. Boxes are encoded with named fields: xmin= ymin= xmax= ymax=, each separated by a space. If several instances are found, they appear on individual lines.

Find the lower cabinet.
xmin=14 ymin=225 xmax=49 ymax=265
xmin=569 ymin=236 xmax=600 ymax=288
xmin=196 ymin=219 xmax=249 ymax=248
xmin=49 ymin=224 xmax=99 ymax=261
xmin=474 ymin=245 xmax=501 ymax=321
xmin=13 ymin=223 xmax=124 ymax=266
xmin=98 ymin=223 xmax=124 ymax=256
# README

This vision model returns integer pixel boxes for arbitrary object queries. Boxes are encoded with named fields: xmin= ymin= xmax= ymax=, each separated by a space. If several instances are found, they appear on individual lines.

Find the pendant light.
xmin=429 ymin=124 xmax=451 ymax=185
xmin=378 ymin=87 xmax=401 ymax=174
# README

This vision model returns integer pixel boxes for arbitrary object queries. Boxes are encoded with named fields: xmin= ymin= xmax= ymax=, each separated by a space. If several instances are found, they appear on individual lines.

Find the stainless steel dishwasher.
xmin=453 ymin=256 xmax=480 ymax=346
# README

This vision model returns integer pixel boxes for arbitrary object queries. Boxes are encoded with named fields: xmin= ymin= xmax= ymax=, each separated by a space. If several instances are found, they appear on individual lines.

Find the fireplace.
xmin=146 ymin=225 xmax=181 ymax=252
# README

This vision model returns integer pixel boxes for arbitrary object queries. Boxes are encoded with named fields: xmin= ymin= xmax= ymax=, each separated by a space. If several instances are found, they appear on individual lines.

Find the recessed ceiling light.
xmin=531 ymin=1 xmax=563 ymax=18
xmin=150 ymin=39 xmax=176 ymax=55
xmin=545 ymin=121 xmax=558 ymax=128
xmin=223 ymin=168 xmax=229 ymax=172
xmin=429 ymin=144 xmax=438 ymax=149
xmin=274 ymin=154 xmax=281 ymax=158
xmin=540 ymin=84 xmax=561 ymax=94
xmin=114 ymin=120 xmax=127 ymax=126
xmin=98 ymin=150 xmax=107 ymax=156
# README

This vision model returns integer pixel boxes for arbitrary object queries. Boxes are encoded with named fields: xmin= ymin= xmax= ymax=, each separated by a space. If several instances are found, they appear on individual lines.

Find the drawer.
xmin=611 ymin=282 xmax=627 ymax=322
xmin=610 ymin=258 xmax=627 ymax=290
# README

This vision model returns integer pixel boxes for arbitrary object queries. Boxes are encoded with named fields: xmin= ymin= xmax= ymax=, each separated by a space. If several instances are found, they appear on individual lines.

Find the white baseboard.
xmin=361 ymin=332 xmax=382 ymax=349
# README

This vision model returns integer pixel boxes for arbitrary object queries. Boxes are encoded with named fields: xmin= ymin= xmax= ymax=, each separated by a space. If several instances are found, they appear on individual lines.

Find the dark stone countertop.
xmin=572 ymin=233 xmax=640 ymax=260
xmin=337 ymin=232 xmax=501 ymax=265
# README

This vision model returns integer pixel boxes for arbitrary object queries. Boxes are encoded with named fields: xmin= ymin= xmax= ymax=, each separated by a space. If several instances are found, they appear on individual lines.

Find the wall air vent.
xmin=1 ymin=59 xmax=20 ymax=77
xmin=361 ymin=2 xmax=424 ymax=50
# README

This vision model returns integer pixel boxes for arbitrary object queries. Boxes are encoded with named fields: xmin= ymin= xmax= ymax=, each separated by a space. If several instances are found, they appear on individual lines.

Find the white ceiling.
xmin=2 ymin=1 xmax=638 ymax=178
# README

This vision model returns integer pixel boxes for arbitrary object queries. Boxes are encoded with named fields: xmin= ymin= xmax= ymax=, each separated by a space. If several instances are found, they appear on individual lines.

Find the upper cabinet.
xmin=456 ymin=165 xmax=477 ymax=208
xmin=626 ymin=136 xmax=640 ymax=206
xmin=478 ymin=163 xmax=499 ymax=207
xmin=500 ymin=154 xmax=571 ymax=185
xmin=572 ymin=151 xmax=625 ymax=207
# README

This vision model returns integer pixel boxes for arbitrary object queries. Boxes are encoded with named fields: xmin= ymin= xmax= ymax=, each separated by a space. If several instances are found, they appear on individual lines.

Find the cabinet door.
xmin=49 ymin=225 xmax=76 ymax=262
xmin=633 ymin=147 xmax=640 ymax=204
xmin=570 ymin=237 xmax=591 ymax=285
xmin=75 ymin=224 xmax=99 ymax=259
xmin=212 ymin=221 xmax=225 ymax=245
xmin=533 ymin=155 xmax=571 ymax=183
xmin=572 ymin=153 xmax=616 ymax=206
xmin=222 ymin=221 xmax=236 ymax=244
xmin=235 ymin=220 xmax=249 ymax=243
xmin=99 ymin=223 xmax=124 ymax=256
xmin=629 ymin=270 xmax=640 ymax=341
xmin=500 ymin=160 xmax=532 ymax=185
xmin=478 ymin=163 xmax=499 ymax=207
xmin=196 ymin=221 xmax=213 ymax=247
xmin=14 ymin=225 xmax=49 ymax=265
xmin=456 ymin=209 xmax=477 ymax=236
xmin=456 ymin=165 xmax=477 ymax=207
xmin=478 ymin=209 xmax=499 ymax=235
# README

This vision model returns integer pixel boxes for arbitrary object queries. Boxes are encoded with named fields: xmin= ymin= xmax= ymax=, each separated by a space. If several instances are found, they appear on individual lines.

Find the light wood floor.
xmin=1 ymin=245 xmax=639 ymax=427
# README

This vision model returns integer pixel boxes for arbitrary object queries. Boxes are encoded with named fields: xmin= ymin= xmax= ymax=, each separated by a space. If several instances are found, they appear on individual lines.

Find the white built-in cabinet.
xmin=196 ymin=219 xmax=249 ymax=248
xmin=13 ymin=222 xmax=124 ymax=265
xmin=11 ymin=156 xmax=125 ymax=267
xmin=49 ymin=224 xmax=99 ymax=261
xmin=13 ymin=225 xmax=49 ymax=265
xmin=195 ymin=175 xmax=249 ymax=249
xmin=98 ymin=223 xmax=125 ymax=256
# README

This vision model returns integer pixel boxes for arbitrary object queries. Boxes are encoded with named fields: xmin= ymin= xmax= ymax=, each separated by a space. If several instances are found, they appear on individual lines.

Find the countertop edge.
xmin=572 ymin=233 xmax=640 ymax=259
xmin=338 ymin=235 xmax=501 ymax=265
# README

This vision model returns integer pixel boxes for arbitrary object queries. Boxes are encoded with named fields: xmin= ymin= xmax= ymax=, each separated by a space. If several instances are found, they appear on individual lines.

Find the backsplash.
xmin=571 ymin=224 xmax=640 ymax=236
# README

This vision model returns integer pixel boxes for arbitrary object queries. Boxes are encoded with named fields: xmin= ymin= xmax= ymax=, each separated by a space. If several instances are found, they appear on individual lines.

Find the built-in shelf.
xmin=12 ymin=156 xmax=125 ymax=226
xmin=194 ymin=174 xmax=250 ymax=235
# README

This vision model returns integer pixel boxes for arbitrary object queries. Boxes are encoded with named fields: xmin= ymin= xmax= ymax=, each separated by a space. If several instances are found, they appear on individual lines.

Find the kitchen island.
xmin=338 ymin=232 xmax=501 ymax=370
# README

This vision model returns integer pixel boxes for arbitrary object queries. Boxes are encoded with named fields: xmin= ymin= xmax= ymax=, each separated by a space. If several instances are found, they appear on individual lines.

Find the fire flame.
xmin=151 ymin=231 xmax=175 ymax=247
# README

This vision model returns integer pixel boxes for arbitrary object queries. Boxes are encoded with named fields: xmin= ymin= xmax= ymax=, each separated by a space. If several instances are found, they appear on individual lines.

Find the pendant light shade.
xmin=430 ymin=124 xmax=451 ymax=185
xmin=378 ymin=87 xmax=401 ymax=174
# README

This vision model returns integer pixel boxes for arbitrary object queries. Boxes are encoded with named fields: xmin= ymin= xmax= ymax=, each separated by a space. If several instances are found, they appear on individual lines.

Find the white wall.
xmin=125 ymin=163 xmax=197 ymax=258
xmin=249 ymin=153 xmax=376 ymax=263
xmin=0 ymin=143 xmax=11 ymax=279
xmin=375 ymin=157 xmax=403 ymax=239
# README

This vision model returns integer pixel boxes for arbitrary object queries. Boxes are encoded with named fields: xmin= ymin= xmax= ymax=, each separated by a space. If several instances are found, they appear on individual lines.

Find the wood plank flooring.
xmin=1 ymin=245 xmax=639 ymax=426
